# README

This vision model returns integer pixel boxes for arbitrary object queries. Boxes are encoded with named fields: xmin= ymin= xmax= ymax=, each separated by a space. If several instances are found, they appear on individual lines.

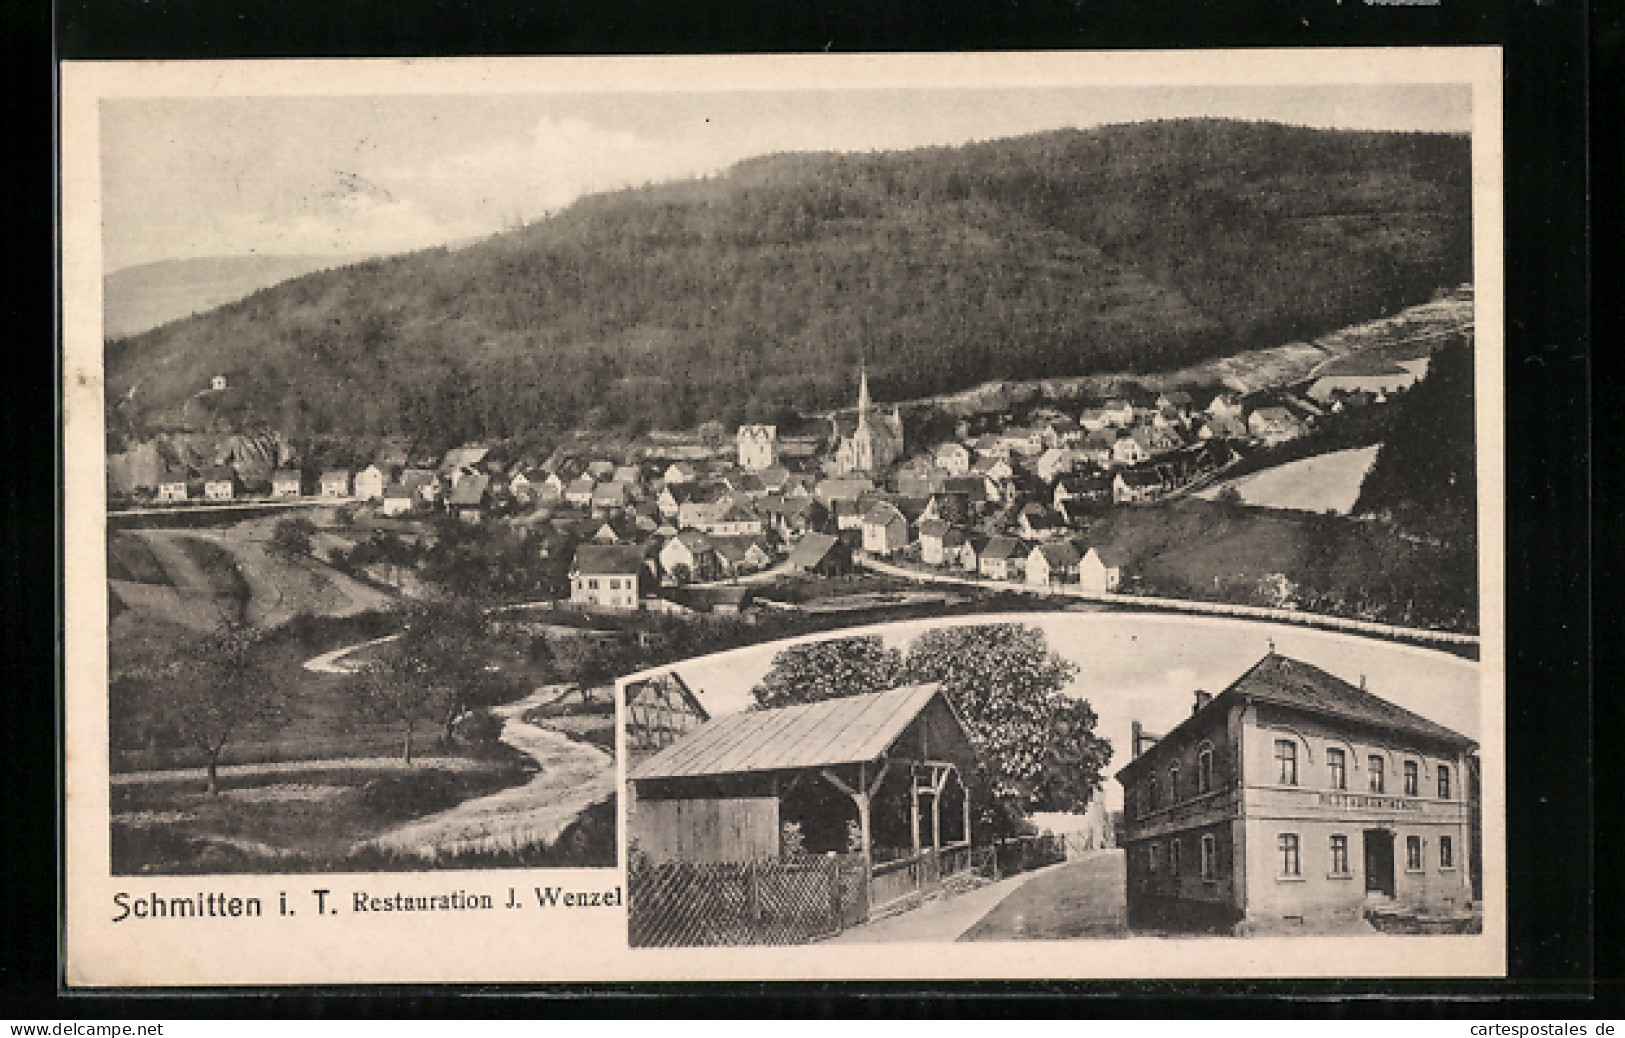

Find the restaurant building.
xmin=1116 ymin=651 xmax=1477 ymax=933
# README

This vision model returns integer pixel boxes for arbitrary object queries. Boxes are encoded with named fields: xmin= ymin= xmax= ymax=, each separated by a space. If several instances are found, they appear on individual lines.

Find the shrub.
xmin=358 ymin=770 xmax=467 ymax=821
xmin=453 ymin=708 xmax=506 ymax=749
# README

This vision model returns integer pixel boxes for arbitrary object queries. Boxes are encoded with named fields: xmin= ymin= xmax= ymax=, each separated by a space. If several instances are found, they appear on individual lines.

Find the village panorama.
xmin=101 ymin=114 xmax=1482 ymax=941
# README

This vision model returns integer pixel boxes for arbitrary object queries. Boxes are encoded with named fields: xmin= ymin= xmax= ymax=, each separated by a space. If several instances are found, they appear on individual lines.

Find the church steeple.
xmin=857 ymin=362 xmax=872 ymax=416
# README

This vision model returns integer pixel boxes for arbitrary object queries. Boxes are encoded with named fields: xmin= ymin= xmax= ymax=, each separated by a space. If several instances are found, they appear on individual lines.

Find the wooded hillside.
xmin=106 ymin=119 xmax=1470 ymax=449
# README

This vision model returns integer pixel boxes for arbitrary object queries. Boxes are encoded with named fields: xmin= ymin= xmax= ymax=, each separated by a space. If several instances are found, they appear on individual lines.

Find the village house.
xmin=736 ymin=424 xmax=779 ymax=470
xmin=1248 ymin=406 xmax=1308 ymax=447
xmin=815 ymin=476 xmax=875 ymax=508
xmin=353 ymin=464 xmax=386 ymax=501
xmin=832 ymin=498 xmax=868 ymax=531
xmin=861 ymin=501 xmax=909 ymax=557
xmin=379 ymin=485 xmax=416 ymax=516
xmin=399 ymin=468 xmax=440 ymax=504
xmin=916 ymin=520 xmax=964 ymax=567
xmin=1112 ymin=433 xmax=1151 ymax=467
xmin=613 ymin=464 xmax=643 ymax=488
xmin=1133 ymin=424 xmax=1186 ymax=456
xmin=757 ymin=495 xmax=828 ymax=541
xmin=1053 ymin=472 xmax=1111 ymax=510
xmin=1157 ymin=390 xmax=1194 ymax=417
xmin=785 ymin=531 xmax=852 ymax=576
xmin=564 ymin=476 xmax=597 ymax=508
xmin=958 ymin=533 xmax=991 ymax=575
xmin=585 ymin=460 xmax=617 ymax=482
xmin=1101 ymin=399 xmax=1136 ymax=427
xmin=663 ymin=461 xmax=700 ymax=486
xmin=319 ymin=470 xmax=350 ymax=498
xmin=1035 ymin=447 xmax=1076 ymax=483
xmin=1077 ymin=428 xmax=1120 ymax=468
xmin=920 ymin=491 xmax=972 ymax=527
xmin=1026 ymin=540 xmax=1082 ymax=588
xmin=978 ymin=535 xmax=1027 ymax=581
xmin=1117 ymin=652 xmax=1477 ymax=934
xmin=659 ymin=530 xmax=722 ymax=583
xmin=1197 ymin=413 xmax=1250 ymax=441
xmin=1113 ymin=468 xmax=1164 ymax=504
xmin=202 ymin=467 xmax=237 ymax=502
xmin=447 ymin=473 xmax=490 ymax=522
xmin=440 ymin=445 xmax=490 ymax=475
xmin=622 ymin=671 xmax=711 ymax=758
xmin=156 ymin=468 xmax=190 ymax=502
xmin=271 ymin=469 xmax=303 ymax=498
xmin=1017 ymin=503 xmax=1063 ymax=541
xmin=591 ymin=481 xmax=634 ymax=514
xmin=1077 ymin=546 xmax=1123 ymax=594
xmin=1078 ymin=407 xmax=1112 ymax=432
xmin=1037 ymin=417 xmax=1082 ymax=449
xmin=934 ymin=442 xmax=972 ymax=476
xmin=711 ymin=534 xmax=774 ymax=575
xmin=682 ymin=501 xmax=765 ymax=537
xmin=1207 ymin=392 xmax=1246 ymax=422
xmin=894 ymin=465 xmax=948 ymax=500
xmin=569 ymin=543 xmax=647 ymax=610
xmin=722 ymin=471 xmax=767 ymax=497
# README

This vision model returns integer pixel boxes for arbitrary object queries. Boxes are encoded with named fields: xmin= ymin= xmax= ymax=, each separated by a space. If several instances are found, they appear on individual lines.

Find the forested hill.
xmin=106 ymin=119 xmax=1471 ymax=449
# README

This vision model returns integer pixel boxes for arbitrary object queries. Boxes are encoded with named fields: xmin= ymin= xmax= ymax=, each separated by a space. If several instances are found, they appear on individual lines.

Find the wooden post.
xmin=747 ymin=858 xmax=761 ymax=922
xmin=961 ymin=771 xmax=972 ymax=849
xmin=910 ymin=767 xmax=922 ymax=888
xmin=828 ymin=852 xmax=842 ymax=934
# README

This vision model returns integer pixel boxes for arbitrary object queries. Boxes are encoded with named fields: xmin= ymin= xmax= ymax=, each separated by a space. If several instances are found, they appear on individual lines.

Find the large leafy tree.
xmin=132 ymin=618 xmax=286 ymax=794
xmin=748 ymin=624 xmax=1112 ymax=818
xmin=902 ymin=624 xmax=1107 ymax=815
xmin=394 ymin=598 xmax=523 ymax=746
xmin=347 ymin=659 xmax=446 ymax=766
xmin=749 ymin=635 xmax=905 ymax=710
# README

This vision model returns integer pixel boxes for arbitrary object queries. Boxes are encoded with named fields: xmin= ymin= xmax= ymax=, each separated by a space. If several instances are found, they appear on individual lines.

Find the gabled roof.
xmin=786 ymin=531 xmax=844 ymax=568
xmin=1081 ymin=545 xmax=1124 ymax=569
xmin=917 ymin=519 xmax=952 ymax=539
xmin=1031 ymin=540 xmax=1082 ymax=568
xmin=668 ymin=529 xmax=715 ymax=552
xmin=320 ymin=469 xmax=350 ymax=482
xmin=632 ymin=683 xmax=949 ymax=780
xmin=981 ymin=535 xmax=1027 ymax=560
xmin=1118 ymin=653 xmax=1474 ymax=783
xmin=447 ymin=473 xmax=490 ymax=505
xmin=571 ymin=543 xmax=646 ymax=576
xmin=1116 ymin=468 xmax=1163 ymax=487
xmin=271 ymin=469 xmax=301 ymax=482
xmin=863 ymin=501 xmax=906 ymax=526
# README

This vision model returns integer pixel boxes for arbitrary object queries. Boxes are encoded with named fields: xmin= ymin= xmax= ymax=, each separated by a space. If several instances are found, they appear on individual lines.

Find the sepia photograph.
xmin=61 ymin=49 xmax=1504 ymax=985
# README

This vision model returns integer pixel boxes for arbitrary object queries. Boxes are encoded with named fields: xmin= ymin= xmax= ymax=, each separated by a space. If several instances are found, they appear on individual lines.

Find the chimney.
xmin=1360 ymin=674 xmax=1367 ymax=690
xmin=1193 ymin=689 xmax=1212 ymax=715
xmin=1131 ymin=721 xmax=1143 ymax=760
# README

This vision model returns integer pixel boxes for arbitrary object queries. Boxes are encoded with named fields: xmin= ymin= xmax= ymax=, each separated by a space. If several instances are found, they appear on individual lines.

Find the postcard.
xmin=61 ymin=47 xmax=1504 ymax=985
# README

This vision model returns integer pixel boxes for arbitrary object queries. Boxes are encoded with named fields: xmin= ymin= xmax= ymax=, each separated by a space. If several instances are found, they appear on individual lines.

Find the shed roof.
xmin=632 ymin=683 xmax=946 ymax=780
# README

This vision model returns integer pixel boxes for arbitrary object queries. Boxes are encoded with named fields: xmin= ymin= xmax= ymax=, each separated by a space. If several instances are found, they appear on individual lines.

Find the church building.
xmin=830 ymin=365 xmax=904 ymax=476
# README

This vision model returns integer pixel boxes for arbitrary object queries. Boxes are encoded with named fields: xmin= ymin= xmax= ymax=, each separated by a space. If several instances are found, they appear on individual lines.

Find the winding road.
xmin=355 ymin=685 xmax=616 ymax=861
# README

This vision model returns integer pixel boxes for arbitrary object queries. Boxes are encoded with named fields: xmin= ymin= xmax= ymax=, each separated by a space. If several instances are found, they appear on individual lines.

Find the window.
xmin=1278 ymin=833 xmax=1300 ymax=876
xmin=1201 ymin=834 xmax=1217 ymax=880
xmin=1327 ymin=748 xmax=1346 ymax=790
xmin=1168 ymin=765 xmax=1180 ymax=803
xmin=1330 ymin=835 xmax=1350 ymax=875
xmin=1147 ymin=777 xmax=1160 ymax=812
xmin=1198 ymin=748 xmax=1214 ymax=794
xmin=1148 ymin=843 xmax=1161 ymax=874
xmin=1170 ymin=839 xmax=1182 ymax=877
xmin=1406 ymin=835 xmax=1423 ymax=870
xmin=1404 ymin=760 xmax=1419 ymax=796
xmin=1440 ymin=836 xmax=1454 ymax=869
xmin=1275 ymin=739 xmax=1298 ymax=785
xmin=1438 ymin=765 xmax=1452 ymax=799
xmin=1368 ymin=756 xmax=1386 ymax=793
xmin=608 ymin=578 xmax=620 ymax=590
xmin=588 ymin=578 xmax=599 ymax=590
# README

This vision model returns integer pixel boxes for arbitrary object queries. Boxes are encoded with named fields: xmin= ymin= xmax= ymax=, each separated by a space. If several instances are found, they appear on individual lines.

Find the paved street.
xmin=958 ymin=850 xmax=1128 ymax=941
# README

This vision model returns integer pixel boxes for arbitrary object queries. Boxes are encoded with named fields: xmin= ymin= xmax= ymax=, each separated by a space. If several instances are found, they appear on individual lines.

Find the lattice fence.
xmin=628 ymin=854 xmax=869 ymax=947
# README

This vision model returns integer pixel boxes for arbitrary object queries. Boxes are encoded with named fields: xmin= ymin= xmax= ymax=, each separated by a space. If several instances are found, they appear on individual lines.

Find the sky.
xmin=645 ymin=612 xmax=1483 ymax=812
xmin=99 ymin=83 xmax=1471 ymax=273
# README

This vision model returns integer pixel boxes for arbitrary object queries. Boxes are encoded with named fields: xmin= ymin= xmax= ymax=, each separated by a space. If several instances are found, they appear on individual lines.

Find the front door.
xmin=1363 ymin=829 xmax=1395 ymax=897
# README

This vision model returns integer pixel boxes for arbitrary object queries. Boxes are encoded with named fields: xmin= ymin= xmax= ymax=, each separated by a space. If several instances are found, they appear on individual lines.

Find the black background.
xmin=9 ymin=0 xmax=1603 ymax=1017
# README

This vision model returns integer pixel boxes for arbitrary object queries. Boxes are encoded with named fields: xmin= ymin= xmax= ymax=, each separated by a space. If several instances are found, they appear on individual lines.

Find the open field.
xmin=110 ymin=759 xmax=534 ymax=874
xmin=1197 ymin=445 xmax=1381 ymax=515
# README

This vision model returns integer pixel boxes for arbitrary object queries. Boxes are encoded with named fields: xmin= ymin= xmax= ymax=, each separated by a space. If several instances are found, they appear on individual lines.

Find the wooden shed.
xmin=629 ymin=684 xmax=983 ymax=913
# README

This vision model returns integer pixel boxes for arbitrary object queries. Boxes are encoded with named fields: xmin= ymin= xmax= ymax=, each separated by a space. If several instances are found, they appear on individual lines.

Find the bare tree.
xmin=348 ymin=659 xmax=446 ymax=766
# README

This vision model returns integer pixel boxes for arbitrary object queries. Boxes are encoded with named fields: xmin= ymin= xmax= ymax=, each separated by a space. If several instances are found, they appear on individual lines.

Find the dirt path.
xmin=303 ymin=633 xmax=403 ymax=674
xmin=111 ymin=754 xmax=493 ymax=786
xmin=356 ymin=686 xmax=615 ymax=860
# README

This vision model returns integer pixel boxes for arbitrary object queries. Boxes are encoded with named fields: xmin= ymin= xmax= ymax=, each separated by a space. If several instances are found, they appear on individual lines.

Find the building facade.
xmin=831 ymin=366 xmax=904 ymax=476
xmin=736 ymin=424 xmax=779 ymax=470
xmin=1116 ymin=652 xmax=1476 ymax=934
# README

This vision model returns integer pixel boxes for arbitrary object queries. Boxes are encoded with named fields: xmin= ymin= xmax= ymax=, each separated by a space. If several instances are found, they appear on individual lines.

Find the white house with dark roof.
xmin=319 ymin=470 xmax=350 ymax=498
xmin=860 ymin=501 xmax=909 ymax=557
xmin=569 ymin=543 xmax=646 ymax=610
